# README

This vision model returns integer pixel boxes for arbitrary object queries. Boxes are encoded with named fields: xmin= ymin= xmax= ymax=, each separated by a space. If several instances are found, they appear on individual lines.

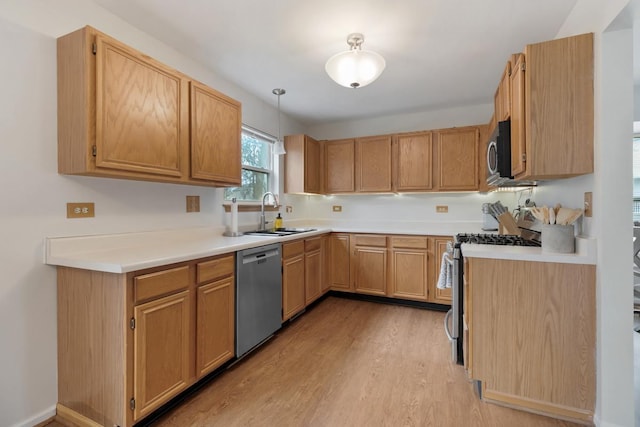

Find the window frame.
xmin=224 ymin=125 xmax=279 ymax=203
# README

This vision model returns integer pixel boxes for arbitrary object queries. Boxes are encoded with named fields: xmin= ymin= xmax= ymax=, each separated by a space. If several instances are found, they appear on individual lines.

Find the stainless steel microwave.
xmin=486 ymin=120 xmax=535 ymax=187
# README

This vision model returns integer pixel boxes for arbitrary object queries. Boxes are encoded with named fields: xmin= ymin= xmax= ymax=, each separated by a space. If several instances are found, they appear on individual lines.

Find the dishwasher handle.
xmin=242 ymin=248 xmax=280 ymax=264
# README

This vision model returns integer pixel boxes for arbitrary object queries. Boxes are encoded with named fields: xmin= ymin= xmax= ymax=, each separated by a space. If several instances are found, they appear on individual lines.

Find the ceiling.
xmin=92 ymin=0 xmax=579 ymax=126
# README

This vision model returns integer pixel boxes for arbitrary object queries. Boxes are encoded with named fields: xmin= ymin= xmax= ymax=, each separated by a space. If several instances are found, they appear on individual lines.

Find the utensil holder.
xmin=541 ymin=224 xmax=575 ymax=253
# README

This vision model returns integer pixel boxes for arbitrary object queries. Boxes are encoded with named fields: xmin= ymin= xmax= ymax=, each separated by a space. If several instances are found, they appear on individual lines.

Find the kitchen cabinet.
xmin=434 ymin=126 xmax=479 ymax=191
xmin=329 ymin=233 xmax=352 ymax=291
xmin=324 ymin=139 xmax=355 ymax=193
xmin=133 ymin=290 xmax=191 ymax=419
xmin=511 ymin=33 xmax=594 ymax=180
xmin=351 ymin=235 xmax=388 ymax=296
xmin=321 ymin=234 xmax=332 ymax=294
xmin=389 ymin=236 xmax=429 ymax=301
xmin=55 ymin=253 xmax=236 ymax=427
xmin=393 ymin=131 xmax=433 ymax=191
xmin=476 ymin=123 xmax=493 ymax=193
xmin=284 ymin=134 xmax=322 ymax=194
xmin=355 ymin=135 xmax=393 ymax=192
xmin=494 ymin=61 xmax=511 ymax=122
xmin=282 ymin=240 xmax=306 ymax=321
xmin=57 ymin=26 xmax=241 ymax=187
xmin=195 ymin=256 xmax=235 ymax=377
xmin=304 ymin=237 xmax=323 ymax=304
xmin=190 ymin=81 xmax=241 ymax=185
xmin=428 ymin=237 xmax=453 ymax=304
xmin=467 ymin=257 xmax=595 ymax=424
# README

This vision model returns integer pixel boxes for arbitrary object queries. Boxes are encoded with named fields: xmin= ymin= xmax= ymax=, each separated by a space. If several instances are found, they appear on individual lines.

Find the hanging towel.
xmin=436 ymin=252 xmax=453 ymax=289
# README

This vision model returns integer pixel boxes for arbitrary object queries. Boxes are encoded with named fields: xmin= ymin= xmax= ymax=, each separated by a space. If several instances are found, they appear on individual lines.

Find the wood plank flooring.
xmin=48 ymin=296 xmax=581 ymax=427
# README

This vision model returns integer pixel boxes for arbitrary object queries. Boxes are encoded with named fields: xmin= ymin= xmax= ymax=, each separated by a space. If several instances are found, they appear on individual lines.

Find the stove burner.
xmin=456 ymin=233 xmax=541 ymax=247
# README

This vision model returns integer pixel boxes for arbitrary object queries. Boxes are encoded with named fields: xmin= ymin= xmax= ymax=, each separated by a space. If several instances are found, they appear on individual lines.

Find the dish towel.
xmin=437 ymin=252 xmax=453 ymax=289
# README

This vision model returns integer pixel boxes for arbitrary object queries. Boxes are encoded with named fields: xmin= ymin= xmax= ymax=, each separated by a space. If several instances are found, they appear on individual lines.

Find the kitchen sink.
xmin=243 ymin=228 xmax=316 ymax=237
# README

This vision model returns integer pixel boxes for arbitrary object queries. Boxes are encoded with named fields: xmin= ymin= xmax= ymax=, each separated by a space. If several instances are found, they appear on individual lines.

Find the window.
xmin=224 ymin=127 xmax=276 ymax=201
xmin=634 ymin=136 xmax=640 ymax=222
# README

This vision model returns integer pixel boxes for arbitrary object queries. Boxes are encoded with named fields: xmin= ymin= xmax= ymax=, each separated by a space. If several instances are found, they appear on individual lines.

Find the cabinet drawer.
xmin=283 ymin=240 xmax=305 ymax=258
xmin=134 ymin=266 xmax=190 ymax=303
xmin=196 ymin=255 xmax=234 ymax=284
xmin=353 ymin=234 xmax=387 ymax=247
xmin=304 ymin=237 xmax=321 ymax=252
xmin=390 ymin=236 xmax=428 ymax=249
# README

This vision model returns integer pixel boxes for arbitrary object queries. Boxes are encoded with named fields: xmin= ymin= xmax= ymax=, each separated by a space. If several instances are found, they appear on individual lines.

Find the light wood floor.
xmin=48 ymin=296 xmax=580 ymax=427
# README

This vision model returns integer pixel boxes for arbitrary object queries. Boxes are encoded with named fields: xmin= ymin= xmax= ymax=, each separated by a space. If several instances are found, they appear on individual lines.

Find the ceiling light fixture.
xmin=272 ymin=88 xmax=286 ymax=155
xmin=325 ymin=33 xmax=386 ymax=89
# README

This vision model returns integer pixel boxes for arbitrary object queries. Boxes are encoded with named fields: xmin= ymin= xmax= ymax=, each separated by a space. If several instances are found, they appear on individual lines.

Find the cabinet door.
xmin=284 ymin=135 xmax=322 ymax=194
xmin=352 ymin=246 xmax=387 ymax=296
xmin=95 ymin=34 xmax=188 ymax=178
xmin=282 ymin=254 xmax=305 ymax=321
xmin=356 ymin=135 xmax=392 ymax=192
xmin=321 ymin=234 xmax=331 ymax=293
xmin=329 ymin=234 xmax=351 ymax=291
xmin=494 ymin=61 xmax=511 ymax=122
xmin=305 ymin=249 xmax=322 ymax=305
xmin=429 ymin=237 xmax=453 ymax=304
xmin=394 ymin=132 xmax=433 ymax=191
xmin=510 ymin=54 xmax=526 ymax=177
xmin=133 ymin=291 xmax=191 ymax=420
xmin=190 ymin=81 xmax=241 ymax=185
xmin=325 ymin=139 xmax=355 ymax=193
xmin=390 ymin=247 xmax=428 ymax=302
xmin=435 ymin=127 xmax=479 ymax=191
xmin=196 ymin=277 xmax=234 ymax=378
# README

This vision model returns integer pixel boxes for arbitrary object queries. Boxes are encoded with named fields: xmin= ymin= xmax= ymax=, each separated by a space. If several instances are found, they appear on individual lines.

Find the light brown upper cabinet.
xmin=494 ymin=61 xmax=511 ymax=122
xmin=57 ymin=26 xmax=241 ymax=187
xmin=190 ymin=81 xmax=241 ymax=185
xmin=509 ymin=54 xmax=526 ymax=177
xmin=434 ymin=126 xmax=479 ymax=191
xmin=325 ymin=139 xmax=355 ymax=193
xmin=355 ymin=135 xmax=393 ymax=192
xmin=393 ymin=131 xmax=433 ymax=192
xmin=512 ymin=33 xmax=594 ymax=180
xmin=284 ymin=134 xmax=322 ymax=194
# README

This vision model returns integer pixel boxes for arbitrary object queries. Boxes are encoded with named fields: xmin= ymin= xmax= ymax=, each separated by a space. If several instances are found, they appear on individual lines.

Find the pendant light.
xmin=272 ymin=88 xmax=286 ymax=155
xmin=325 ymin=33 xmax=386 ymax=89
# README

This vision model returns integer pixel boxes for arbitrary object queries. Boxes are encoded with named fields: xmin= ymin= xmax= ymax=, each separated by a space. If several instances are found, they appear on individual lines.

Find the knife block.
xmin=497 ymin=212 xmax=521 ymax=236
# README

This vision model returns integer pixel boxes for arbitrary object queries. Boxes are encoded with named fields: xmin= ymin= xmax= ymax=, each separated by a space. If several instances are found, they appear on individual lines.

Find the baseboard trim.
xmin=9 ymin=405 xmax=56 ymax=427
xmin=55 ymin=404 xmax=103 ymax=427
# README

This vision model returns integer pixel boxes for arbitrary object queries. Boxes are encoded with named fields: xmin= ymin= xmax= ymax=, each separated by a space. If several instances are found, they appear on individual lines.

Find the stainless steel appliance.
xmin=486 ymin=119 xmax=536 ymax=187
xmin=444 ymin=233 xmax=541 ymax=365
xmin=236 ymin=243 xmax=282 ymax=358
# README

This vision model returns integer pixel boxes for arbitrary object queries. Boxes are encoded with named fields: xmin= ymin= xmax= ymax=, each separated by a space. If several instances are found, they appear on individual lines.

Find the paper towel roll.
xmin=231 ymin=198 xmax=238 ymax=234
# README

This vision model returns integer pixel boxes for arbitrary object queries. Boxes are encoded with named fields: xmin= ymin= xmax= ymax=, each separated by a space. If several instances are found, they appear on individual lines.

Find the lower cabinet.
xmin=56 ymin=253 xmax=235 ymax=427
xmin=351 ymin=234 xmax=388 ymax=296
xmin=329 ymin=233 xmax=351 ymax=291
xmin=282 ymin=240 xmax=306 ymax=321
xmin=133 ymin=290 xmax=191 ymax=419
xmin=282 ymin=234 xmax=331 ymax=321
xmin=389 ymin=236 xmax=430 ymax=301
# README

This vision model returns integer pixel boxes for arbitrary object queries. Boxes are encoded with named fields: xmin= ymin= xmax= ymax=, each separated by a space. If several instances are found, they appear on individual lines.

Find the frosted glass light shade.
xmin=325 ymin=49 xmax=386 ymax=89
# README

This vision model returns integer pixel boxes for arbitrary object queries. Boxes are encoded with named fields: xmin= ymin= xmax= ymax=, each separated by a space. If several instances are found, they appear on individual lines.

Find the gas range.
xmin=455 ymin=233 xmax=541 ymax=247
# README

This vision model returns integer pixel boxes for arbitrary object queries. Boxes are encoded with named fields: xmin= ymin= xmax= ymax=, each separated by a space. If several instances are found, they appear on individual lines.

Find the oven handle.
xmin=444 ymin=308 xmax=453 ymax=341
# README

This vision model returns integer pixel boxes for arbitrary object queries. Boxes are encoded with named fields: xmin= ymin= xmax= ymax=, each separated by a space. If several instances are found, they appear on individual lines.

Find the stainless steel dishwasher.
xmin=236 ymin=243 xmax=282 ymax=358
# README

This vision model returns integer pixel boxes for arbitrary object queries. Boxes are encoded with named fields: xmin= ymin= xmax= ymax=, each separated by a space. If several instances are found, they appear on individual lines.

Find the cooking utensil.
xmin=555 ymin=207 xmax=573 ymax=225
xmin=542 ymin=206 xmax=549 ymax=224
xmin=549 ymin=207 xmax=556 ymax=225
xmin=565 ymin=208 xmax=583 ymax=225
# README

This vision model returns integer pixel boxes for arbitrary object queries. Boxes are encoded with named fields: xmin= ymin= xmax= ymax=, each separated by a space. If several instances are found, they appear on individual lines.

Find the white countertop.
xmin=461 ymin=236 xmax=597 ymax=265
xmin=45 ymin=221 xmax=596 ymax=273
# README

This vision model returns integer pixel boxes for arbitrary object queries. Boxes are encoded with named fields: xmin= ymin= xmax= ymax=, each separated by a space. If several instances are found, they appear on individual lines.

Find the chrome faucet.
xmin=259 ymin=192 xmax=278 ymax=230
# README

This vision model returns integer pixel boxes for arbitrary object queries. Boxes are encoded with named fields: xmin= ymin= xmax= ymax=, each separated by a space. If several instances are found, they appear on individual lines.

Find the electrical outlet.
xmin=186 ymin=195 xmax=200 ymax=213
xmin=332 ymin=205 xmax=342 ymax=212
xmin=584 ymin=192 xmax=592 ymax=217
xmin=436 ymin=205 xmax=449 ymax=213
xmin=285 ymin=206 xmax=293 ymax=213
xmin=67 ymin=202 xmax=95 ymax=218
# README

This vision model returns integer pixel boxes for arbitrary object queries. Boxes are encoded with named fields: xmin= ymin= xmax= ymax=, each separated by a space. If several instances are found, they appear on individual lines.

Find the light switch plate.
xmin=436 ymin=205 xmax=449 ymax=213
xmin=186 ymin=195 xmax=200 ymax=213
xmin=332 ymin=205 xmax=342 ymax=212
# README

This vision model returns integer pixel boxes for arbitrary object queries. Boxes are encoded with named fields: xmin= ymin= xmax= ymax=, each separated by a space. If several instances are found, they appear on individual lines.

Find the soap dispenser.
xmin=274 ymin=213 xmax=283 ymax=230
